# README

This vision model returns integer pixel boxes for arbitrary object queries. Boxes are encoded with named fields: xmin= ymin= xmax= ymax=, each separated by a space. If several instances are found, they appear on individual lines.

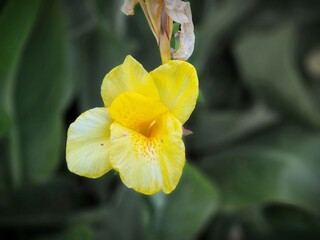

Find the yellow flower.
xmin=66 ymin=55 xmax=198 ymax=195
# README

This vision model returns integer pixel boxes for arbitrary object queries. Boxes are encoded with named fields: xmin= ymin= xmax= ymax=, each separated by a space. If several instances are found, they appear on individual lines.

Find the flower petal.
xmin=110 ymin=92 xmax=168 ymax=134
xmin=66 ymin=108 xmax=112 ymax=178
xmin=110 ymin=112 xmax=185 ymax=195
xmin=101 ymin=55 xmax=159 ymax=107
xmin=164 ymin=0 xmax=189 ymax=23
xmin=150 ymin=60 xmax=198 ymax=124
xmin=164 ymin=0 xmax=195 ymax=60
xmin=121 ymin=0 xmax=139 ymax=16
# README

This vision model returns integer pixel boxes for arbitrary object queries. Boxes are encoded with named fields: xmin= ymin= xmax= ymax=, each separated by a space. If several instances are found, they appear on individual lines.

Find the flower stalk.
xmin=122 ymin=0 xmax=195 ymax=63
xmin=159 ymin=7 xmax=172 ymax=63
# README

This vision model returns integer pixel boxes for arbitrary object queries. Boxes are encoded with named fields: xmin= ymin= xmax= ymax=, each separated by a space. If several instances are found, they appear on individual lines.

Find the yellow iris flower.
xmin=66 ymin=55 xmax=198 ymax=195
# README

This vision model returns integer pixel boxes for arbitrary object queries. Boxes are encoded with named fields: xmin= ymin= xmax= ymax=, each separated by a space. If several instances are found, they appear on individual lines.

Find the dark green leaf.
xmin=96 ymin=186 xmax=148 ymax=240
xmin=73 ymin=23 xmax=134 ymax=110
xmin=62 ymin=0 xmax=98 ymax=39
xmin=0 ymin=177 xmax=86 ymax=219
xmin=193 ymin=0 xmax=263 ymax=72
xmin=0 ymin=0 xmax=42 ymax=190
xmin=0 ymin=0 xmax=41 ymax=91
xmin=151 ymin=164 xmax=219 ymax=240
xmin=0 ymin=176 xmax=110 ymax=230
xmin=188 ymin=104 xmax=278 ymax=152
xmin=263 ymin=204 xmax=319 ymax=234
xmin=14 ymin=0 xmax=69 ymax=182
xmin=234 ymin=22 xmax=320 ymax=127
xmin=0 ymin=107 xmax=10 ymax=137
xmin=201 ymin=125 xmax=320 ymax=212
xmin=35 ymin=224 xmax=94 ymax=240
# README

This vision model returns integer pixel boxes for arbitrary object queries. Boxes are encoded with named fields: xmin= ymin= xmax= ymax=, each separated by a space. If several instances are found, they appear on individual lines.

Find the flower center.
xmin=109 ymin=92 xmax=168 ymax=138
xmin=137 ymin=118 xmax=161 ymax=138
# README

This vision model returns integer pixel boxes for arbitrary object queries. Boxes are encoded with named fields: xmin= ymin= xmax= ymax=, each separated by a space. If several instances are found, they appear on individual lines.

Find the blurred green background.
xmin=1 ymin=0 xmax=320 ymax=239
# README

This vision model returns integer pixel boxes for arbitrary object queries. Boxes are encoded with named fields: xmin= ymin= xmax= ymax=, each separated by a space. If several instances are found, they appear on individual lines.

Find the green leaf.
xmin=0 ymin=0 xmax=41 ymax=91
xmin=170 ymin=22 xmax=180 ymax=51
xmin=188 ymin=104 xmax=278 ymax=152
xmin=0 ymin=0 xmax=42 ymax=190
xmin=0 ymin=177 xmax=85 ymax=218
xmin=0 ymin=176 xmax=111 ymax=229
xmin=73 ymin=23 xmax=134 ymax=110
xmin=201 ymin=125 xmax=320 ymax=212
xmin=35 ymin=224 xmax=94 ymax=240
xmin=96 ymin=186 xmax=149 ymax=240
xmin=0 ymin=107 xmax=10 ymax=137
xmin=193 ymin=0 xmax=262 ymax=72
xmin=234 ymin=22 xmax=320 ymax=127
xmin=61 ymin=0 xmax=98 ymax=39
xmin=62 ymin=224 xmax=93 ymax=240
xmin=197 ymin=89 xmax=205 ymax=103
xmin=14 ymin=0 xmax=69 ymax=183
xmin=150 ymin=164 xmax=219 ymax=240
xmin=263 ymin=204 xmax=320 ymax=238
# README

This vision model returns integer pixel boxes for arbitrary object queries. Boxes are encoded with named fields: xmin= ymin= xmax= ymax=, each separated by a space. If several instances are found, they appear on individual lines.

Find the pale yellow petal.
xmin=164 ymin=0 xmax=195 ymax=60
xmin=121 ymin=0 xmax=139 ymax=15
xmin=101 ymin=55 xmax=159 ymax=107
xmin=66 ymin=108 xmax=112 ymax=178
xmin=110 ymin=112 xmax=185 ymax=195
xmin=150 ymin=60 xmax=198 ymax=124
xmin=109 ymin=92 xmax=168 ymax=135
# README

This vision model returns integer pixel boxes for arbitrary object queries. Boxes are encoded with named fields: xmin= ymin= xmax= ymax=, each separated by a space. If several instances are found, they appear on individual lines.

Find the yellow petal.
xmin=109 ymin=92 xmax=168 ymax=136
xmin=66 ymin=108 xmax=112 ymax=178
xmin=110 ymin=112 xmax=185 ymax=195
xmin=150 ymin=60 xmax=198 ymax=124
xmin=101 ymin=55 xmax=159 ymax=107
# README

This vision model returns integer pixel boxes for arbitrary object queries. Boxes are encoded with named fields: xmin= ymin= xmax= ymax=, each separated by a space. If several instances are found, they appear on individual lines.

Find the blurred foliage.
xmin=0 ymin=0 xmax=320 ymax=239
